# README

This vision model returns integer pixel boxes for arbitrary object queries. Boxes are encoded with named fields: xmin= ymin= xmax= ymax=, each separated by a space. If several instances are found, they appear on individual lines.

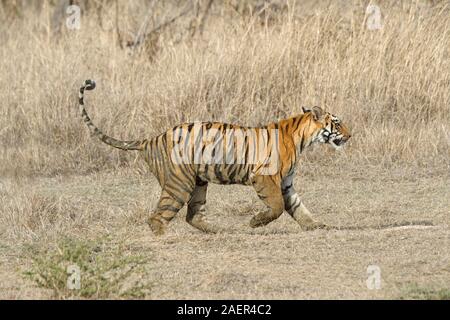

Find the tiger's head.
xmin=302 ymin=106 xmax=351 ymax=149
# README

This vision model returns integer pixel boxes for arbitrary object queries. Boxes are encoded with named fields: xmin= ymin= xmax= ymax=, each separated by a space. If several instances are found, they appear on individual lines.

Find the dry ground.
xmin=1 ymin=162 xmax=449 ymax=299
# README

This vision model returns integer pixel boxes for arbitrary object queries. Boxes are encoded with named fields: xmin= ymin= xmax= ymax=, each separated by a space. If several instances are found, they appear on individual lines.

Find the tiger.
xmin=79 ymin=79 xmax=351 ymax=235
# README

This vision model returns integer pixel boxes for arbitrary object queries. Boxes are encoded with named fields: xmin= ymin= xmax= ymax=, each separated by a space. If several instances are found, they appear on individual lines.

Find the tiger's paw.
xmin=148 ymin=217 xmax=167 ymax=236
xmin=191 ymin=223 xmax=220 ymax=234
xmin=301 ymin=221 xmax=330 ymax=231
xmin=249 ymin=216 xmax=268 ymax=228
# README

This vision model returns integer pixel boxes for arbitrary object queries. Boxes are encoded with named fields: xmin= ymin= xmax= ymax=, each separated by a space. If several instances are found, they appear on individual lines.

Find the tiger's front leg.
xmin=282 ymin=176 xmax=329 ymax=231
xmin=250 ymin=175 xmax=284 ymax=228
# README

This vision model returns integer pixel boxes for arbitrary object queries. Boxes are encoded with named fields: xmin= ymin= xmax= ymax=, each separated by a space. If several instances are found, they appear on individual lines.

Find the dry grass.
xmin=0 ymin=0 xmax=449 ymax=299
xmin=1 ymin=167 xmax=449 ymax=299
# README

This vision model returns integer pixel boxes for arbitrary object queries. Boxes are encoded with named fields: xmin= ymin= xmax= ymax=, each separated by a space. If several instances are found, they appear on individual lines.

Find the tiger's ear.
xmin=311 ymin=106 xmax=325 ymax=121
xmin=302 ymin=106 xmax=310 ymax=113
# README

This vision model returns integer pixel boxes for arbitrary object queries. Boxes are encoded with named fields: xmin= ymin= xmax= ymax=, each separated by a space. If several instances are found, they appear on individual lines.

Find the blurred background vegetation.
xmin=1 ymin=0 xmax=449 ymax=176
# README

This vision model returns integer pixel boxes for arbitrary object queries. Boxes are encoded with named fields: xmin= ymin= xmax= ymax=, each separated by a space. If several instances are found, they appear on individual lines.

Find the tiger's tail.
xmin=78 ymin=80 xmax=144 ymax=151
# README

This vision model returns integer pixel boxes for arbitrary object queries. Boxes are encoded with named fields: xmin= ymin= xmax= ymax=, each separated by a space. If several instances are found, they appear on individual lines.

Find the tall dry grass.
xmin=1 ymin=0 xmax=449 ymax=177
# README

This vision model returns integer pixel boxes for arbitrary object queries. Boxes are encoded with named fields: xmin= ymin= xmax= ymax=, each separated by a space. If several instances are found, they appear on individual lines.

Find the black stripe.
xmin=166 ymin=169 xmax=194 ymax=193
xmin=244 ymin=136 xmax=249 ymax=164
xmin=285 ymin=198 xmax=300 ymax=213
xmin=214 ymin=165 xmax=227 ymax=184
xmin=292 ymin=117 xmax=302 ymax=131
xmin=286 ymin=202 xmax=300 ymax=213
xmin=242 ymin=166 xmax=250 ymax=183
xmin=299 ymin=133 xmax=304 ymax=152
xmin=203 ymin=164 xmax=209 ymax=180
xmin=228 ymin=165 xmax=238 ymax=183
xmin=177 ymin=165 xmax=196 ymax=188
xmin=163 ymin=187 xmax=188 ymax=205
xmin=158 ymin=205 xmax=180 ymax=212
xmin=195 ymin=176 xmax=208 ymax=186
xmin=281 ymin=183 xmax=292 ymax=195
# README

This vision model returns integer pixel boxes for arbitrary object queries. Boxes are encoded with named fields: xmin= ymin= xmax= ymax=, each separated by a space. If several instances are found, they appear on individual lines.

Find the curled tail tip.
xmin=84 ymin=79 xmax=96 ymax=90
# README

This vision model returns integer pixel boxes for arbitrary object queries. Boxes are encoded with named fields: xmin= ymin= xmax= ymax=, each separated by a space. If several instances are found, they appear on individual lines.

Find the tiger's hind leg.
xmin=249 ymin=175 xmax=284 ymax=228
xmin=186 ymin=180 xmax=219 ymax=234
xmin=281 ymin=175 xmax=329 ymax=230
xmin=148 ymin=175 xmax=196 ymax=236
xmin=148 ymin=190 xmax=186 ymax=236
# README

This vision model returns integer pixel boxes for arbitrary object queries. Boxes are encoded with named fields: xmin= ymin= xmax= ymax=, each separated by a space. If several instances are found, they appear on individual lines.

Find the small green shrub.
xmin=400 ymin=284 xmax=450 ymax=300
xmin=24 ymin=237 xmax=151 ymax=299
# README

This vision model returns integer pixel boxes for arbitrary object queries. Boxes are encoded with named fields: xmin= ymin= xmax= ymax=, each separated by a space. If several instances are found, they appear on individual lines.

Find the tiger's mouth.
xmin=330 ymin=137 xmax=347 ymax=149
